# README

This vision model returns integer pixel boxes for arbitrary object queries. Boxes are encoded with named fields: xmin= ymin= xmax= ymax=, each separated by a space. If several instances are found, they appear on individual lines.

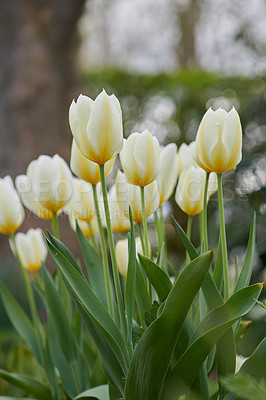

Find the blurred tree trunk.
xmin=0 ymin=0 xmax=86 ymax=176
xmin=174 ymin=0 xmax=199 ymax=68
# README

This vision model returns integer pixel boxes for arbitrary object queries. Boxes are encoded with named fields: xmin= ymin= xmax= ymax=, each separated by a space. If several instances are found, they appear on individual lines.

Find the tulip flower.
xmin=119 ymin=130 xmax=160 ymax=187
xmin=175 ymin=166 xmax=217 ymax=216
xmin=16 ymin=155 xmax=72 ymax=217
xmin=116 ymin=237 xmax=148 ymax=278
xmin=69 ymin=90 xmax=123 ymax=165
xmin=0 ymin=176 xmax=25 ymax=234
xmin=116 ymin=171 xmax=159 ymax=224
xmin=108 ymin=184 xmax=130 ymax=233
xmin=10 ymin=228 xmax=47 ymax=271
xmin=195 ymin=107 xmax=242 ymax=174
xmin=157 ymin=143 xmax=179 ymax=205
xmin=69 ymin=215 xmax=98 ymax=238
xmin=64 ymin=178 xmax=95 ymax=223
xmin=177 ymin=141 xmax=198 ymax=174
xmin=70 ymin=140 xmax=116 ymax=185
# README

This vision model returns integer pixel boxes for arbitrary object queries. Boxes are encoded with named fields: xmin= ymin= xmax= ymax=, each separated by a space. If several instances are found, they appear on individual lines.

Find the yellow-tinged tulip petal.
xmin=70 ymin=140 xmax=115 ymax=185
xmin=0 ymin=176 xmax=25 ymax=234
xmin=69 ymin=215 xmax=98 ymax=238
xmin=120 ymin=130 xmax=160 ymax=187
xmin=116 ymin=171 xmax=159 ymax=224
xmin=157 ymin=143 xmax=179 ymax=205
xmin=109 ymin=184 xmax=130 ymax=233
xmin=177 ymin=141 xmax=198 ymax=174
xmin=64 ymin=178 xmax=95 ymax=223
xmin=196 ymin=107 xmax=242 ymax=174
xmin=116 ymin=237 xmax=148 ymax=278
xmin=69 ymin=90 xmax=123 ymax=165
xmin=175 ymin=166 xmax=206 ymax=216
xmin=10 ymin=228 xmax=47 ymax=271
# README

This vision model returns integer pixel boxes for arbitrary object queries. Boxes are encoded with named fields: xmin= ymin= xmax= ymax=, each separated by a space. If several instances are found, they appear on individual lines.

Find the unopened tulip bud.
xmin=0 ymin=176 xmax=25 ymax=234
xmin=64 ymin=178 xmax=95 ymax=223
xmin=16 ymin=155 xmax=72 ymax=217
xmin=70 ymin=140 xmax=115 ymax=185
xmin=69 ymin=215 xmax=98 ymax=238
xmin=109 ymin=184 xmax=130 ymax=233
xmin=196 ymin=107 xmax=242 ymax=174
xmin=69 ymin=90 xmax=123 ymax=165
xmin=177 ymin=142 xmax=198 ymax=174
xmin=116 ymin=237 xmax=148 ymax=278
xmin=116 ymin=171 xmax=159 ymax=224
xmin=157 ymin=143 xmax=179 ymax=205
xmin=175 ymin=166 xmax=206 ymax=216
xmin=10 ymin=228 xmax=47 ymax=271
xmin=120 ymin=130 xmax=160 ymax=187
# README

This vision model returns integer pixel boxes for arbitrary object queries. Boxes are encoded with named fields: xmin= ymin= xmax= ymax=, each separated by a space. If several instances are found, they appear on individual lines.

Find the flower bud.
xmin=175 ymin=166 xmax=206 ymax=216
xmin=10 ymin=228 xmax=47 ymax=271
xmin=116 ymin=171 xmax=159 ymax=224
xmin=70 ymin=140 xmax=115 ymax=185
xmin=195 ymin=107 xmax=242 ymax=174
xmin=64 ymin=178 xmax=95 ymax=223
xmin=177 ymin=142 xmax=198 ymax=174
xmin=69 ymin=90 xmax=123 ymax=165
xmin=116 ymin=237 xmax=148 ymax=278
xmin=16 ymin=155 xmax=72 ymax=217
xmin=109 ymin=184 xmax=130 ymax=233
xmin=157 ymin=143 xmax=179 ymax=205
xmin=0 ymin=176 xmax=25 ymax=234
xmin=119 ymin=130 xmax=160 ymax=187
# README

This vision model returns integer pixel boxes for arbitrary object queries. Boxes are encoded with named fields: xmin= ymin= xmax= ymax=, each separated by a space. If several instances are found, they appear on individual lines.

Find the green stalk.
xmin=217 ymin=173 xmax=230 ymax=300
xmin=154 ymin=209 xmax=163 ymax=251
xmin=137 ymin=223 xmax=145 ymax=254
xmin=159 ymin=206 xmax=167 ymax=266
xmin=99 ymin=164 xmax=127 ymax=338
xmin=9 ymin=234 xmax=40 ymax=330
xmin=140 ymin=186 xmax=149 ymax=257
xmin=186 ymin=215 xmax=193 ymax=264
xmin=203 ymin=172 xmax=210 ymax=253
xmin=92 ymin=183 xmax=114 ymax=318
xmin=51 ymin=212 xmax=59 ymax=239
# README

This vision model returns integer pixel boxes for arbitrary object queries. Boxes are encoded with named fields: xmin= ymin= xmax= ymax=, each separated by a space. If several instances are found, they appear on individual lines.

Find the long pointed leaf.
xmin=124 ymin=251 xmax=213 ymax=400
xmin=74 ymin=384 xmax=109 ymax=399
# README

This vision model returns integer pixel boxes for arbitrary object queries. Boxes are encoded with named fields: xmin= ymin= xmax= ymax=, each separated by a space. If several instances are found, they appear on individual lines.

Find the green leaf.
xmin=76 ymin=223 xmax=108 ymax=307
xmin=47 ymin=230 xmax=81 ymax=273
xmin=234 ymin=213 xmax=256 ymax=292
xmin=138 ymin=254 xmax=172 ymax=302
xmin=74 ymin=384 xmax=109 ymax=400
xmin=239 ymin=336 xmax=266 ymax=379
xmin=162 ymin=283 xmax=262 ymax=400
xmin=125 ymin=208 xmax=136 ymax=343
xmin=44 ymin=235 xmax=129 ymax=376
xmin=135 ymin=261 xmax=151 ymax=316
xmin=212 ymin=236 xmax=223 ymax=292
xmin=222 ymin=373 xmax=266 ymax=400
xmin=0 ymin=282 xmax=42 ymax=365
xmin=0 ymin=370 xmax=52 ymax=400
xmin=42 ymin=264 xmax=77 ymax=364
xmin=124 ymin=251 xmax=213 ymax=400
xmin=172 ymin=216 xmax=198 ymax=260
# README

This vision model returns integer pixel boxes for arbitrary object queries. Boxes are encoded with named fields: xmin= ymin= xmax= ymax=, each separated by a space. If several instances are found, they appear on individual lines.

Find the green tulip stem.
xmin=186 ymin=215 xmax=193 ymax=264
xmin=140 ymin=186 xmax=149 ymax=257
xmin=159 ymin=206 xmax=167 ymax=266
xmin=92 ymin=183 xmax=114 ymax=319
xmin=51 ymin=212 xmax=59 ymax=239
xmin=203 ymin=172 xmax=210 ymax=253
xmin=137 ymin=223 xmax=145 ymax=254
xmin=217 ymin=173 xmax=230 ymax=300
xmin=154 ymin=209 xmax=163 ymax=251
xmin=99 ymin=164 xmax=127 ymax=339
xmin=9 ymin=233 xmax=40 ymax=330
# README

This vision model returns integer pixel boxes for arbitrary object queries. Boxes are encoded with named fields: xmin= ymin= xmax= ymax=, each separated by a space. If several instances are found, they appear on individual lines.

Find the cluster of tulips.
xmin=0 ymin=89 xmax=264 ymax=400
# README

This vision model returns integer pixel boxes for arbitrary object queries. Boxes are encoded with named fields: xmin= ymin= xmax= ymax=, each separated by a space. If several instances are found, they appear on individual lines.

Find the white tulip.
xmin=108 ymin=184 xmax=130 ymax=233
xmin=116 ymin=171 xmax=159 ymax=224
xmin=10 ymin=228 xmax=47 ymax=271
xmin=157 ymin=143 xmax=179 ymax=205
xmin=0 ymin=176 xmax=25 ymax=234
xmin=196 ymin=107 xmax=242 ymax=174
xmin=177 ymin=141 xmax=198 ymax=174
xmin=119 ymin=130 xmax=160 ymax=187
xmin=69 ymin=90 xmax=123 ymax=165
xmin=16 ymin=154 xmax=72 ymax=217
xmin=116 ymin=237 xmax=147 ymax=278
xmin=64 ymin=178 xmax=95 ymax=223
xmin=69 ymin=215 xmax=98 ymax=238
xmin=70 ymin=140 xmax=116 ymax=185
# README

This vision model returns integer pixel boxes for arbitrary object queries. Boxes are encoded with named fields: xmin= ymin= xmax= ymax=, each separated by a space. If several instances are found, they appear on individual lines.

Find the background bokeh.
xmin=1 ymin=0 xmax=266 ymax=393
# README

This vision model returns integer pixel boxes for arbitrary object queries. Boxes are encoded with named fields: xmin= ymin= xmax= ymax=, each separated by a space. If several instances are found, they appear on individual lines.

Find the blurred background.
xmin=1 ymin=0 xmax=266 ymax=393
